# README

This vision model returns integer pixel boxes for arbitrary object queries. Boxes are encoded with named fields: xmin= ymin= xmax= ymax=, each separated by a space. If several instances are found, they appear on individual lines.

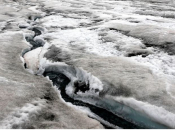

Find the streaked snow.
xmin=42 ymin=28 xmax=122 ymax=56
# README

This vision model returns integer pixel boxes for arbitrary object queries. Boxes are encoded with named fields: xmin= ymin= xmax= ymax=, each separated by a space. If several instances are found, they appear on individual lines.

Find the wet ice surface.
xmin=1 ymin=0 xmax=175 ymax=129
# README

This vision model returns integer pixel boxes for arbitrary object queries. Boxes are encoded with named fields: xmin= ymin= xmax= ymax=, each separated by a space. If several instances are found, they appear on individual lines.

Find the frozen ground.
xmin=0 ymin=0 xmax=175 ymax=129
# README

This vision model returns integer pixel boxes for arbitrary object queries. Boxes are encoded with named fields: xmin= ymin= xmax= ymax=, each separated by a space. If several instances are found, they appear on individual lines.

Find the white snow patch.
xmin=28 ymin=6 xmax=41 ymax=13
xmin=41 ymin=15 xmax=90 ymax=28
xmin=43 ymin=28 xmax=121 ymax=56
xmin=23 ymin=47 xmax=42 ymax=74
xmin=131 ymin=52 xmax=175 ymax=77
xmin=0 ymin=76 xmax=9 ymax=82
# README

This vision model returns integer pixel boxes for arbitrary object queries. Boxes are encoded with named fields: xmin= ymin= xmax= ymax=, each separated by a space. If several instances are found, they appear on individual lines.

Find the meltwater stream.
xmin=43 ymin=70 xmax=169 ymax=129
xmin=21 ymin=25 xmax=170 ymax=129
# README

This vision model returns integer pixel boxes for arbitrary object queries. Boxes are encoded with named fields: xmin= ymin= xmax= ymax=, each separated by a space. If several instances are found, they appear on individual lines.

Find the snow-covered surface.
xmin=130 ymin=52 xmax=175 ymax=99
xmin=42 ymin=28 xmax=122 ymax=56
xmin=0 ymin=99 xmax=47 ymax=129
xmin=1 ymin=0 xmax=175 ymax=128
xmin=41 ymin=15 xmax=90 ymax=28
xmin=23 ymin=47 xmax=42 ymax=74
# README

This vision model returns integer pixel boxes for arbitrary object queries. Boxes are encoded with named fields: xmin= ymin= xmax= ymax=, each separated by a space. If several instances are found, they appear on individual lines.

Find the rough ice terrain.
xmin=0 ymin=0 xmax=175 ymax=129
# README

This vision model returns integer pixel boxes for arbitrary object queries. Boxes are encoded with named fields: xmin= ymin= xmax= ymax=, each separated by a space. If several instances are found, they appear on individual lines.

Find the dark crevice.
xmin=28 ymin=15 xmax=42 ymax=21
xmin=24 ymin=63 xmax=27 ymax=69
xmin=25 ymin=36 xmax=44 ymax=50
xmin=144 ymin=42 xmax=175 ymax=55
xmin=60 ymin=26 xmax=75 ymax=30
xmin=19 ymin=25 xmax=28 ymax=29
xmin=24 ymin=26 xmax=45 ymax=52
xmin=127 ymin=52 xmax=149 ymax=57
xmin=109 ymin=28 xmax=130 ymax=35
xmin=44 ymin=114 xmax=55 ymax=121
xmin=74 ymin=80 xmax=90 ymax=94
xmin=31 ymin=27 xmax=42 ymax=37
xmin=43 ymin=95 xmax=52 ymax=101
